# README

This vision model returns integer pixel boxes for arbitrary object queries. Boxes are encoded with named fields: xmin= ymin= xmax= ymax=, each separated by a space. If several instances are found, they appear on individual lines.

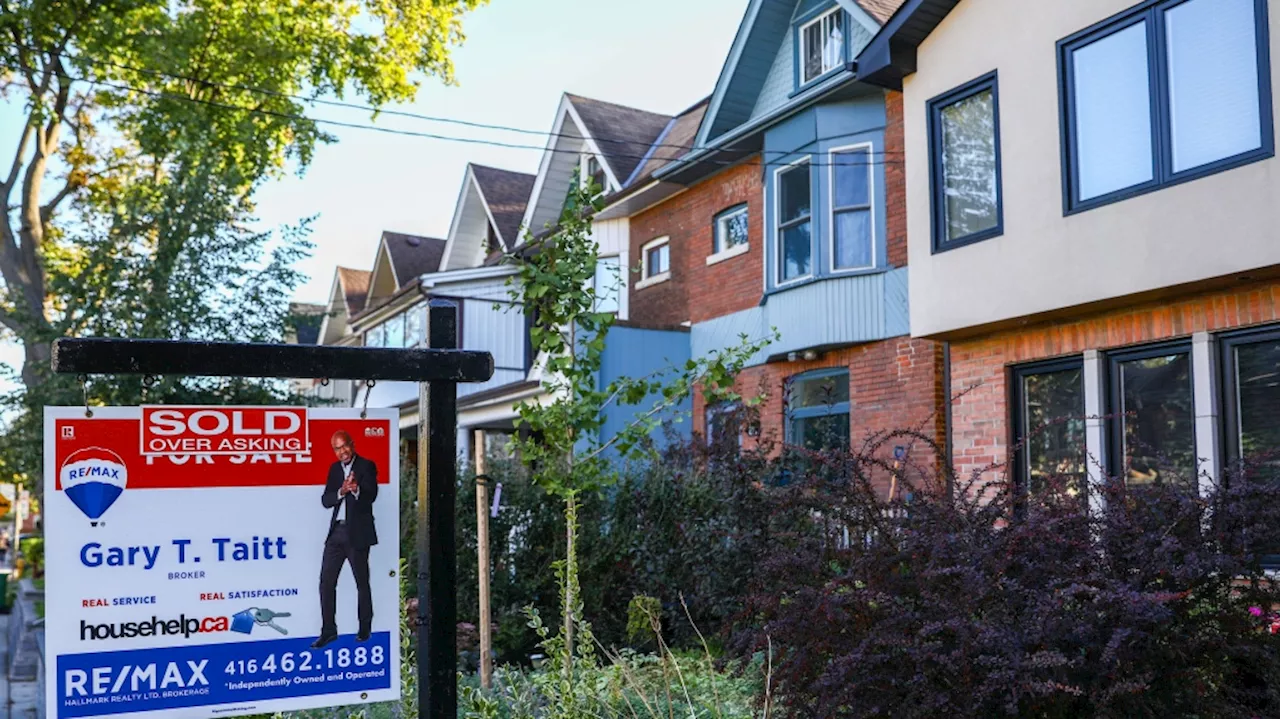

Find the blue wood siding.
xmin=750 ymin=28 xmax=795 ymax=121
xmin=690 ymin=268 xmax=910 ymax=363
xmin=704 ymin=0 xmax=799 ymax=141
xmin=597 ymin=326 xmax=694 ymax=450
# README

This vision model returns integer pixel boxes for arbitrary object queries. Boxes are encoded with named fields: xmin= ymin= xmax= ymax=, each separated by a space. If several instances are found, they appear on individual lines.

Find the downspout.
xmin=942 ymin=341 xmax=953 ymax=496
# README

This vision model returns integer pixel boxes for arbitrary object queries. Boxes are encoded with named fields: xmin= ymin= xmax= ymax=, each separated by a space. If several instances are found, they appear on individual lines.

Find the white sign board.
xmin=45 ymin=406 xmax=401 ymax=719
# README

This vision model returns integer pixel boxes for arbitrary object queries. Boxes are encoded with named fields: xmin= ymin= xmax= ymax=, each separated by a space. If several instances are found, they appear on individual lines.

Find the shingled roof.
xmin=625 ymin=98 xmax=710 ymax=188
xmin=336 ymin=267 xmax=371 ymax=315
xmin=470 ymin=165 xmax=535 ymax=248
xmin=855 ymin=0 xmax=908 ymax=24
xmin=566 ymin=94 xmax=673 ymax=187
xmin=382 ymin=231 xmax=447 ymax=284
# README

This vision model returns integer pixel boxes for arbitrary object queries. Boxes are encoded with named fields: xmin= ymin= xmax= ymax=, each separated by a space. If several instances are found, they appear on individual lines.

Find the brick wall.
xmin=949 ymin=280 xmax=1280 ymax=482
xmin=627 ymin=161 xmax=764 ymax=327
xmin=885 ymin=90 xmax=907 ymax=269
xmin=692 ymin=337 xmax=945 ymax=493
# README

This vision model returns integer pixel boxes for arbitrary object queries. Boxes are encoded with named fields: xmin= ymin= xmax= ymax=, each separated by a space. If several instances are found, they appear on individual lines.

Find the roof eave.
xmin=856 ymin=0 xmax=961 ymax=90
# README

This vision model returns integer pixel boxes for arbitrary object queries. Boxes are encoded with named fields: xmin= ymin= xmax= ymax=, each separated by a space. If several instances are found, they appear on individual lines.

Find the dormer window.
xmin=582 ymin=154 xmax=608 ymax=195
xmin=800 ymin=8 xmax=845 ymax=85
xmin=485 ymin=222 xmax=502 ymax=255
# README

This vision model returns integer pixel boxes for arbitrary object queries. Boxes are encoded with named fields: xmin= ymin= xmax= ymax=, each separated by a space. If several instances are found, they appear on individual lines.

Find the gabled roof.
xmin=565 ymin=94 xmax=672 ymax=188
xmin=382 ymin=231 xmax=447 ymax=284
xmin=336 ymin=267 xmax=371 ymax=315
xmin=470 ymin=165 xmax=535 ymax=247
xmin=856 ymin=0 xmax=959 ymax=90
xmin=625 ymin=98 xmax=710 ymax=188
xmin=521 ymin=93 xmax=675 ymax=237
xmin=695 ymin=0 xmax=895 ymax=147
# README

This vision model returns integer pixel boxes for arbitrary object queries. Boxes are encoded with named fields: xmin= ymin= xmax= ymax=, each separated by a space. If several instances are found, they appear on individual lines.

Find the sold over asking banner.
xmin=44 ymin=406 xmax=401 ymax=719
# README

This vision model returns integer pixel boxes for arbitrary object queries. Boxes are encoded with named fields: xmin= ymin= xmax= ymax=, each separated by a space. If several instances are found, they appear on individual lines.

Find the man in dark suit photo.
xmin=314 ymin=429 xmax=379 ymax=648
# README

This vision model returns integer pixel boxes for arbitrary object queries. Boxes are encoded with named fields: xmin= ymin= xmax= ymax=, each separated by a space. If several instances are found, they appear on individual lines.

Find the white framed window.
xmin=829 ymin=145 xmax=874 ymax=271
xmin=594 ymin=256 xmax=621 ymax=313
xmin=637 ymin=236 xmax=671 ymax=289
xmin=799 ymin=7 xmax=846 ymax=85
xmin=774 ymin=159 xmax=812 ymax=285
xmin=581 ymin=154 xmax=609 ymax=195
xmin=709 ymin=204 xmax=750 ymax=264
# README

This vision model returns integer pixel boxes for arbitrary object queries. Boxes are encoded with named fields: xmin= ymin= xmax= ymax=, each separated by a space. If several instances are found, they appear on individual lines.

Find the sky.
xmin=0 ymin=0 xmax=747 ymax=394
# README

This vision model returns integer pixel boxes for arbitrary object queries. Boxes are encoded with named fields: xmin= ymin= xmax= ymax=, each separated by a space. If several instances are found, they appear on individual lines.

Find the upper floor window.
xmin=594 ymin=256 xmax=621 ymax=313
xmin=800 ymin=7 xmax=845 ymax=85
xmin=1059 ymin=0 xmax=1273 ymax=213
xmin=831 ymin=146 xmax=873 ymax=270
xmin=786 ymin=368 xmax=850 ymax=451
xmin=583 ymin=154 xmax=608 ymax=195
xmin=637 ymin=237 xmax=670 ymax=289
xmin=485 ymin=222 xmax=501 ymax=255
xmin=711 ymin=204 xmax=749 ymax=260
xmin=776 ymin=161 xmax=812 ymax=283
xmin=928 ymin=71 xmax=1003 ymax=252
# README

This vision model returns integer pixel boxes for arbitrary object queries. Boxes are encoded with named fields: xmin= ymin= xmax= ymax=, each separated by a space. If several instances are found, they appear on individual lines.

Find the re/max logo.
xmin=64 ymin=660 xmax=209 ymax=697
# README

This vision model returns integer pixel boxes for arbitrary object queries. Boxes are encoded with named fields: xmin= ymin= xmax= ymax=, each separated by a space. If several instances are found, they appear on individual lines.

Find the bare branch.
xmin=1 ymin=120 xmax=33 ymax=194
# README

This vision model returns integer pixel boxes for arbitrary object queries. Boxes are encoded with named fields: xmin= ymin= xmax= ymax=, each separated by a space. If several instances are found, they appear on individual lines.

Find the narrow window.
xmin=1011 ymin=359 xmax=1087 ymax=496
xmin=786 ymin=369 xmax=850 ymax=451
xmin=584 ymin=155 xmax=608 ymax=194
xmin=776 ymin=162 xmax=812 ymax=283
xmin=713 ymin=204 xmax=749 ymax=256
xmin=1060 ymin=0 xmax=1271 ymax=212
xmin=1222 ymin=326 xmax=1280 ymax=480
xmin=485 ymin=222 xmax=502 ymax=255
xmin=643 ymin=239 xmax=670 ymax=279
xmin=384 ymin=312 xmax=405 ymax=348
xmin=1108 ymin=345 xmax=1197 ymax=486
xmin=706 ymin=401 xmax=742 ymax=449
xmin=594 ymin=256 xmax=621 ymax=313
xmin=927 ymin=72 xmax=1002 ymax=251
xmin=799 ymin=8 xmax=845 ymax=85
xmin=831 ymin=146 xmax=873 ymax=270
xmin=404 ymin=304 xmax=424 ymax=347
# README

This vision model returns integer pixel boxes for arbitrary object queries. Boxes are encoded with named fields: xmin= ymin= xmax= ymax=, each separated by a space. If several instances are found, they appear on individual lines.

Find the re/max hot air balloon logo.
xmin=60 ymin=447 xmax=128 ymax=525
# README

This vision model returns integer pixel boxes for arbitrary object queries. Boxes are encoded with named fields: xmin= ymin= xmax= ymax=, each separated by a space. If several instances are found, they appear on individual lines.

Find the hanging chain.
xmin=360 ymin=379 xmax=376 ymax=419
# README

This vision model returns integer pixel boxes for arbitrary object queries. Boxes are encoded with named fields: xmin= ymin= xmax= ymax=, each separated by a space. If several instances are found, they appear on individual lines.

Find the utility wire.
xmin=2 ymin=41 xmax=908 ymax=165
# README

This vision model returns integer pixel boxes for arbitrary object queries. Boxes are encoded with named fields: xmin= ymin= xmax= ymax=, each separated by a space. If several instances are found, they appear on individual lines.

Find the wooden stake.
xmin=474 ymin=429 xmax=493 ymax=690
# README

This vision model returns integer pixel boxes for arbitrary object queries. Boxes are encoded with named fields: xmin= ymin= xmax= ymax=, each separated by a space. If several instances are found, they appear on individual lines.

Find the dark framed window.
xmin=927 ymin=71 xmax=1003 ymax=252
xmin=585 ymin=155 xmax=608 ymax=194
xmin=485 ymin=222 xmax=502 ymax=255
xmin=830 ymin=146 xmax=873 ymax=270
xmin=1058 ymin=0 xmax=1274 ymax=214
xmin=776 ymin=161 xmax=813 ymax=283
xmin=644 ymin=242 xmax=669 ymax=278
xmin=713 ymin=204 xmax=749 ymax=255
xmin=1107 ymin=342 xmax=1197 ymax=486
xmin=1011 ymin=358 xmax=1087 ymax=496
xmin=786 ymin=368 xmax=850 ymax=451
xmin=1221 ymin=324 xmax=1280 ymax=480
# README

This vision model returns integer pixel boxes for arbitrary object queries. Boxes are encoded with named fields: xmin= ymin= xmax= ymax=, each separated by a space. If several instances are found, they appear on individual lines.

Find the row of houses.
xmin=306 ymin=0 xmax=1280 ymax=492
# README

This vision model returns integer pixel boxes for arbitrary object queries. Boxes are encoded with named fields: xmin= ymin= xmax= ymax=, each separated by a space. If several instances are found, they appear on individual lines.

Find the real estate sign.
xmin=44 ymin=406 xmax=401 ymax=719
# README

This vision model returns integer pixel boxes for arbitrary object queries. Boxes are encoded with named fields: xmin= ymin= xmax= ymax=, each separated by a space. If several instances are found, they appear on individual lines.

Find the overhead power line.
xmin=2 ymin=41 xmax=908 ymax=166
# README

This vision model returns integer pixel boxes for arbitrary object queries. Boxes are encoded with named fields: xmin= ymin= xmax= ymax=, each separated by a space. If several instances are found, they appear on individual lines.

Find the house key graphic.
xmin=251 ymin=607 xmax=291 ymax=635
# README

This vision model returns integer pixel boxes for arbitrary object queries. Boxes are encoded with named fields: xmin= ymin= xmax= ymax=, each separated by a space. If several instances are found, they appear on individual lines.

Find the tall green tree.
xmin=0 ymin=0 xmax=483 ymax=487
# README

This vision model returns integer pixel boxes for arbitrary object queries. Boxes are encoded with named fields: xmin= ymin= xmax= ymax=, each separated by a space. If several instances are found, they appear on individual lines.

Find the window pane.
xmin=834 ymin=210 xmax=871 ymax=269
xmin=780 ymin=222 xmax=811 ymax=281
xmin=779 ymin=165 xmax=810 ymax=223
xmin=792 ymin=372 xmax=850 ymax=408
xmin=823 ymin=12 xmax=844 ymax=73
xmin=1165 ymin=0 xmax=1262 ymax=173
xmin=367 ymin=324 xmax=385 ymax=348
xmin=1117 ymin=352 xmax=1195 ymax=485
xmin=1072 ymin=22 xmax=1155 ymax=201
xmin=385 ymin=313 xmax=405 ymax=348
xmin=833 ymin=148 xmax=870 ymax=208
xmin=792 ymin=414 xmax=851 ymax=451
xmin=940 ymin=89 xmax=999 ymax=242
xmin=1021 ymin=368 xmax=1086 ymax=495
xmin=646 ymin=244 xmax=669 ymax=276
xmin=1235 ymin=339 xmax=1280 ymax=479
xmin=707 ymin=402 xmax=742 ymax=449
xmin=717 ymin=209 xmax=748 ymax=252
xmin=404 ymin=305 xmax=424 ymax=347
xmin=594 ymin=257 xmax=620 ymax=313
xmin=803 ymin=22 xmax=823 ymax=83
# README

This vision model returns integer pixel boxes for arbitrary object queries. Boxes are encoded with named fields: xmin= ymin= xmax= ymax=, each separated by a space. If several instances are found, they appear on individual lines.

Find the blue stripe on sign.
xmin=56 ymin=632 xmax=393 ymax=718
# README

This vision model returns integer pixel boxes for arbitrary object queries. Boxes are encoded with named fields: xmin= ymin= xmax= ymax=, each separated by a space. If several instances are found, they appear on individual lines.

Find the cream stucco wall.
xmin=903 ymin=0 xmax=1280 ymax=338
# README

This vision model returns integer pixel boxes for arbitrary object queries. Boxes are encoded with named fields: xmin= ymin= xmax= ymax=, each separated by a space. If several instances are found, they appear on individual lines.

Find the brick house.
xmin=592 ymin=0 xmax=944 ymax=485
xmin=858 ymin=0 xmax=1280 ymax=491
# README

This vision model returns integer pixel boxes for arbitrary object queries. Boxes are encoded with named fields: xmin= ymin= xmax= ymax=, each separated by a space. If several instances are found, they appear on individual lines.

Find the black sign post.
xmin=51 ymin=298 xmax=487 ymax=719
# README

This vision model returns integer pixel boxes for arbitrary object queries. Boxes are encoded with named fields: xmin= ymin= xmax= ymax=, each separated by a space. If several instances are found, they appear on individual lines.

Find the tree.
xmin=0 ymin=0 xmax=483 ymax=487
xmin=505 ymin=174 xmax=771 ymax=716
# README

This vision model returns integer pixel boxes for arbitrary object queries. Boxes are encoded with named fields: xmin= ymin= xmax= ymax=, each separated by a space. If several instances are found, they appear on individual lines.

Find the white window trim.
xmin=827 ymin=142 xmax=877 ymax=274
xmin=637 ymin=236 xmax=671 ymax=289
xmin=593 ymin=254 xmax=624 ymax=313
xmin=773 ymin=157 xmax=814 ymax=288
xmin=707 ymin=241 xmax=750 ymax=266
xmin=799 ymin=7 xmax=845 ymax=86
xmin=580 ymin=152 xmax=610 ymax=195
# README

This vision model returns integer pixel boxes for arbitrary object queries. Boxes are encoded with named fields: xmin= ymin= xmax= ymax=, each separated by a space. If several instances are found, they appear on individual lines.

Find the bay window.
xmin=776 ymin=161 xmax=812 ymax=283
xmin=831 ymin=146 xmax=873 ymax=270
xmin=799 ymin=7 xmax=846 ymax=85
